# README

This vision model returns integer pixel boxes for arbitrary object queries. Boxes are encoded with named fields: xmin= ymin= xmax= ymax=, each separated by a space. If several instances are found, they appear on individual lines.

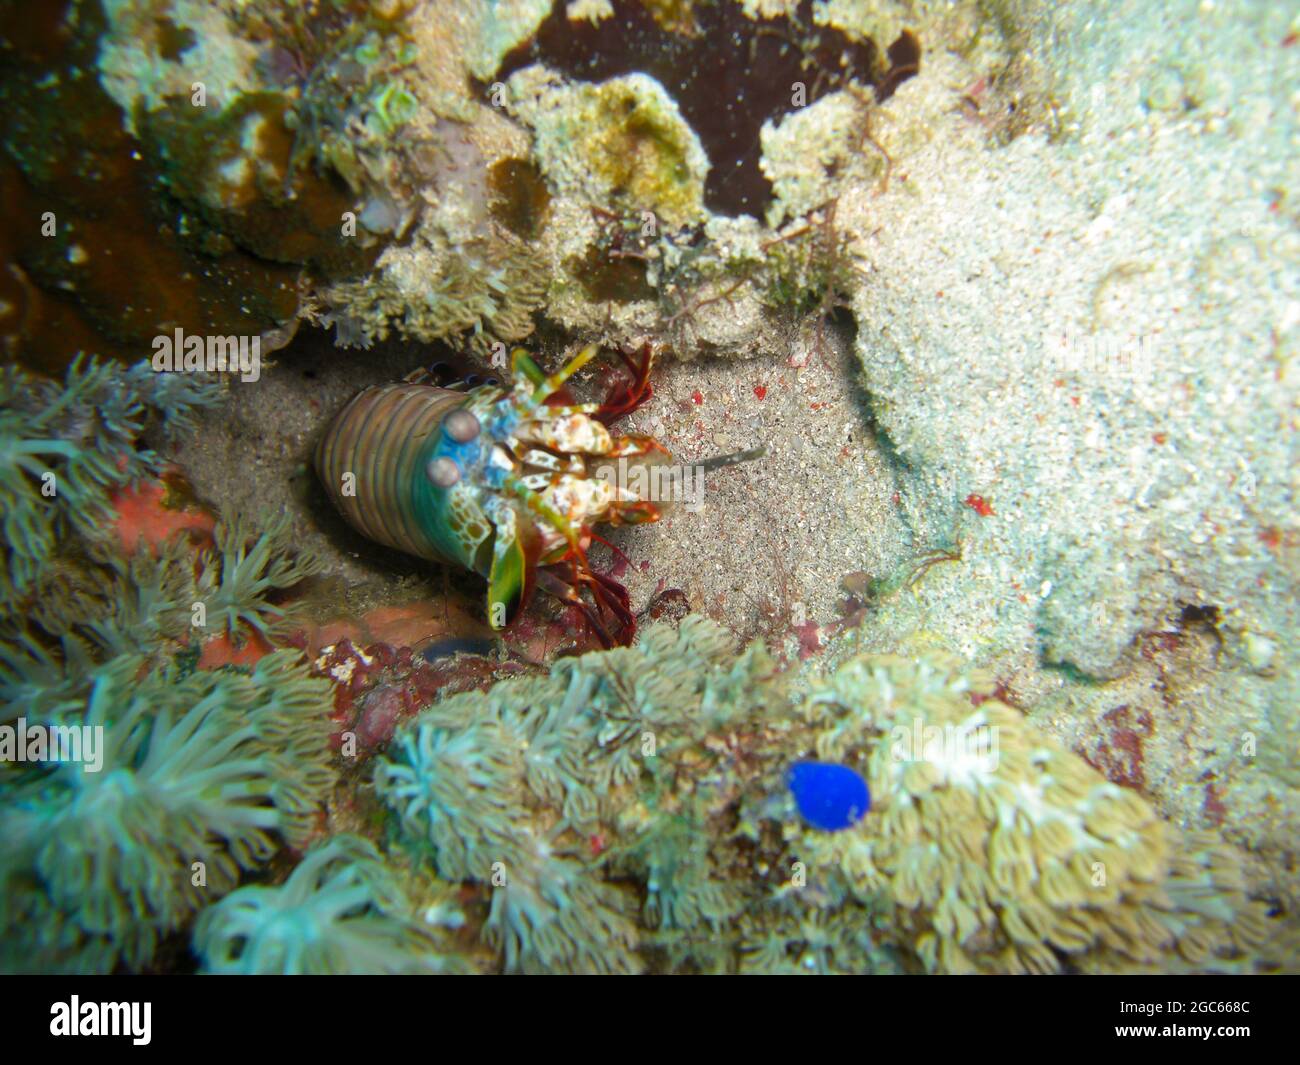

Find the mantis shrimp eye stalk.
xmin=442 ymin=409 xmax=481 ymax=443
xmin=314 ymin=343 xmax=667 ymax=646
xmin=426 ymin=456 xmax=461 ymax=488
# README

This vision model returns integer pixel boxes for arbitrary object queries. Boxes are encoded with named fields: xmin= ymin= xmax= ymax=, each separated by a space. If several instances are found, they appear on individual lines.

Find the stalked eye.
xmin=484 ymin=375 xmax=500 ymax=386
xmin=426 ymin=456 xmax=461 ymax=487
xmin=464 ymin=373 xmax=482 ymax=387
xmin=442 ymin=409 xmax=481 ymax=443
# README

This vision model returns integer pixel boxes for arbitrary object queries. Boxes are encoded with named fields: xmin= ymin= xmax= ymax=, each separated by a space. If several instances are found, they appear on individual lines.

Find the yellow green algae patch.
xmin=506 ymin=68 xmax=708 ymax=229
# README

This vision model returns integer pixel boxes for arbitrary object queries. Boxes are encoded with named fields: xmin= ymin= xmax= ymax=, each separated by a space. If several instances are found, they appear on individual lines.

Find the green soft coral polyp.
xmin=0 ymin=653 xmax=336 ymax=973
xmin=194 ymin=834 xmax=467 ymax=975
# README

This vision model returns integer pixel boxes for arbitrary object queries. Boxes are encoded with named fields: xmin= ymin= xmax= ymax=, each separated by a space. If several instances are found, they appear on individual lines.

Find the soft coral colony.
xmin=794 ymin=652 xmax=1276 ymax=974
xmin=0 ymin=359 xmax=1292 ymax=976
xmin=0 ymin=359 xmax=342 ymax=972
xmin=372 ymin=620 xmax=1287 ymax=974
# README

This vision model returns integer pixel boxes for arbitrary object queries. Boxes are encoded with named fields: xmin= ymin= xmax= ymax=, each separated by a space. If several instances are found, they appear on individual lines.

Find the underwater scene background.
xmin=0 ymin=0 xmax=1296 ymax=975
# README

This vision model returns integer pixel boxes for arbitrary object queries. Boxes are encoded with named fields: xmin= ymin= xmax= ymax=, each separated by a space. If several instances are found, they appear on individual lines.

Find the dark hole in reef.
xmin=411 ymin=338 xmax=507 ymax=386
xmin=491 ymin=0 xmax=920 ymax=219
xmin=488 ymin=157 xmax=552 ymax=239
xmin=878 ymin=26 xmax=922 ymax=100
xmin=154 ymin=16 xmax=196 ymax=61
xmin=569 ymin=243 xmax=656 ymax=303
xmin=1177 ymin=603 xmax=1221 ymax=628
xmin=825 ymin=302 xmax=858 ymax=337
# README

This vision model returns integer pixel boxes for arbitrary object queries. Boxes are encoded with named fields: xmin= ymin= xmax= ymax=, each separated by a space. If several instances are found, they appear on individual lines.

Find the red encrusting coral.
xmin=198 ymin=630 xmax=275 ymax=670
xmin=1203 ymin=781 xmax=1228 ymax=827
xmin=794 ymin=620 xmax=823 ymax=660
xmin=110 ymin=475 xmax=215 ymax=556
xmin=1082 ymin=703 xmax=1155 ymax=791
